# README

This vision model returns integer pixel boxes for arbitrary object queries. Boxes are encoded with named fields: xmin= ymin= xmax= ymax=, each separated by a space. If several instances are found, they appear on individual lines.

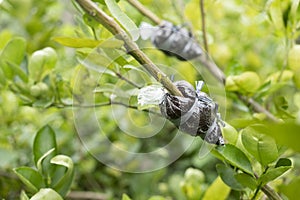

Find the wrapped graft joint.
xmin=138 ymin=81 xmax=225 ymax=145
xmin=140 ymin=21 xmax=202 ymax=60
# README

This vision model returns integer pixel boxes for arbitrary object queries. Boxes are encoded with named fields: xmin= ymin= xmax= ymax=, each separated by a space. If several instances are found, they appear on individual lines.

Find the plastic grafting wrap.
xmin=159 ymin=80 xmax=225 ymax=145
xmin=151 ymin=21 xmax=202 ymax=60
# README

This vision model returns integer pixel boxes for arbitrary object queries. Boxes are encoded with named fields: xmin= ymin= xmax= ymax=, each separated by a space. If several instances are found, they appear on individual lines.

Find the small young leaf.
xmin=33 ymin=125 xmax=57 ymax=179
xmin=216 ymin=164 xmax=245 ymax=191
xmin=202 ymin=176 xmax=230 ymax=200
xmin=241 ymin=126 xmax=278 ymax=166
xmin=259 ymin=165 xmax=292 ymax=186
xmin=275 ymin=158 xmax=292 ymax=168
xmin=13 ymin=167 xmax=45 ymax=193
xmin=104 ymin=0 xmax=139 ymax=41
xmin=50 ymin=155 xmax=74 ymax=197
xmin=30 ymin=188 xmax=63 ymax=200
xmin=214 ymin=144 xmax=253 ymax=175
xmin=33 ymin=125 xmax=57 ymax=165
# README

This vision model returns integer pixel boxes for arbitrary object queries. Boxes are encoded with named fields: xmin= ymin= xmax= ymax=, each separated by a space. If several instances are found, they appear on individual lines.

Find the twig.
xmin=66 ymin=191 xmax=109 ymax=200
xmin=126 ymin=0 xmax=279 ymax=123
xmin=75 ymin=0 xmax=182 ymax=97
xmin=254 ymin=173 xmax=282 ymax=200
xmin=58 ymin=100 xmax=161 ymax=116
xmin=199 ymin=0 xmax=209 ymax=53
xmin=238 ymin=95 xmax=280 ymax=123
xmin=125 ymin=0 xmax=161 ymax=24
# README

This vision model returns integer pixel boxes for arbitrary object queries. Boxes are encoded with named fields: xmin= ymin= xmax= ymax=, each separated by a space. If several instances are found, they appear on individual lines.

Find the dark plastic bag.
xmin=159 ymin=80 xmax=225 ymax=145
xmin=151 ymin=21 xmax=203 ymax=60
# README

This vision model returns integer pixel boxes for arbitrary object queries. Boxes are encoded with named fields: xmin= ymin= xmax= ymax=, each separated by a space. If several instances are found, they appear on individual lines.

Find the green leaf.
xmin=30 ymin=188 xmax=63 ymax=200
xmin=0 ymin=37 xmax=26 ymax=80
xmin=28 ymin=47 xmax=57 ymax=82
xmin=259 ymin=165 xmax=292 ymax=186
xmin=222 ymin=123 xmax=239 ymax=145
xmin=279 ymin=177 xmax=300 ymax=200
xmin=216 ymin=164 xmax=245 ymax=191
xmin=50 ymin=155 xmax=74 ymax=197
xmin=241 ymin=126 xmax=278 ymax=166
xmin=202 ymin=176 xmax=230 ymax=200
xmin=20 ymin=190 xmax=30 ymax=200
xmin=268 ymin=0 xmax=285 ymax=30
xmin=52 ymin=37 xmax=102 ymax=48
xmin=104 ymin=0 xmax=139 ymax=41
xmin=13 ymin=167 xmax=45 ymax=193
xmin=213 ymin=144 xmax=253 ymax=175
xmin=122 ymin=193 xmax=132 ymax=200
xmin=148 ymin=196 xmax=166 ymax=200
xmin=33 ymin=125 xmax=57 ymax=179
xmin=5 ymin=60 xmax=28 ymax=82
xmin=36 ymin=148 xmax=55 ymax=174
xmin=275 ymin=158 xmax=292 ymax=168
xmin=234 ymin=173 xmax=257 ymax=190
xmin=263 ymin=122 xmax=300 ymax=152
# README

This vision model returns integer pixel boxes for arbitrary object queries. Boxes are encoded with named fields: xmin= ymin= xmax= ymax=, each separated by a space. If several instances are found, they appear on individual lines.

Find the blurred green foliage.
xmin=0 ymin=0 xmax=300 ymax=199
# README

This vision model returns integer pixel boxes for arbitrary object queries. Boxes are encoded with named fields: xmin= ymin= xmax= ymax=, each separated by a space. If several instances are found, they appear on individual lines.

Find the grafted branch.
xmin=75 ymin=0 xmax=183 ymax=97
xmin=126 ymin=0 xmax=279 ymax=123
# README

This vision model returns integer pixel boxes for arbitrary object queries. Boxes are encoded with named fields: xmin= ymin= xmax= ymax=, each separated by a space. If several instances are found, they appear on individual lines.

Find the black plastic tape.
xmin=159 ymin=80 xmax=225 ymax=145
xmin=151 ymin=21 xmax=202 ymax=60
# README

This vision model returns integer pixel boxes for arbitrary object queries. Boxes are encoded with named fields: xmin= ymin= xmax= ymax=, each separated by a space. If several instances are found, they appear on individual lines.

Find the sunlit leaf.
xmin=202 ymin=176 xmax=230 ymax=200
xmin=30 ymin=188 xmax=63 ymax=200
xmin=122 ymin=193 xmax=132 ymax=200
xmin=0 ymin=37 xmax=26 ymax=80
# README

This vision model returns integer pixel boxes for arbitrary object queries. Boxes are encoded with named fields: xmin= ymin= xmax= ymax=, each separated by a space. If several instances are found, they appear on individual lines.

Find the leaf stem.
xmin=75 ymin=0 xmax=183 ymax=97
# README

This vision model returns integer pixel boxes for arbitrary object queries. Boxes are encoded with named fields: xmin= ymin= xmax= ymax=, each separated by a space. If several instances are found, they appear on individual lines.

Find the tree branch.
xmin=200 ymin=0 xmax=209 ymax=53
xmin=66 ymin=191 xmax=109 ymax=200
xmin=125 ymin=0 xmax=161 ymax=24
xmin=126 ymin=0 xmax=279 ymax=123
xmin=75 ymin=0 xmax=182 ymax=97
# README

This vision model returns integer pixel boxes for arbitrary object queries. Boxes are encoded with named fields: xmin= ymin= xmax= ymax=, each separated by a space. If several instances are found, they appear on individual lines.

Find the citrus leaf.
xmin=104 ymin=0 xmax=139 ymax=41
xmin=30 ymin=188 xmax=63 ymax=200
xmin=259 ymin=165 xmax=292 ymax=186
xmin=50 ymin=155 xmax=74 ymax=197
xmin=202 ymin=176 xmax=230 ymax=200
xmin=13 ymin=167 xmax=45 ymax=193
xmin=214 ymin=144 xmax=253 ymax=175
xmin=241 ymin=126 xmax=278 ymax=166
xmin=216 ymin=164 xmax=245 ymax=191
xmin=234 ymin=173 xmax=257 ymax=190
xmin=52 ymin=37 xmax=102 ymax=48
